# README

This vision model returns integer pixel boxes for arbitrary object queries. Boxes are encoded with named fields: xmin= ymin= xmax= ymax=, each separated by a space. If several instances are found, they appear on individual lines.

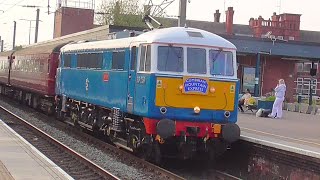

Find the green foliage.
xmin=96 ymin=0 xmax=171 ymax=28
xmin=265 ymin=96 xmax=276 ymax=101
xmin=14 ymin=45 xmax=23 ymax=50
xmin=96 ymin=0 xmax=144 ymax=27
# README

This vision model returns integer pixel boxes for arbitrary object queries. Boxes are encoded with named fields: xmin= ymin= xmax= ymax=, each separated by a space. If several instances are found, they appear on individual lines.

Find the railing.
xmin=58 ymin=0 xmax=95 ymax=9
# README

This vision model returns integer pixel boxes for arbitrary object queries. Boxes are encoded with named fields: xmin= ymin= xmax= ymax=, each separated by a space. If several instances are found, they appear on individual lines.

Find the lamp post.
xmin=19 ymin=19 xmax=42 ymax=45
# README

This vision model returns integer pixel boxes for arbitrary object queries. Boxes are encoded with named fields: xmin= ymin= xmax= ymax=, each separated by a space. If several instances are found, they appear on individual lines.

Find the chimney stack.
xmin=225 ymin=7 xmax=234 ymax=35
xmin=214 ymin=10 xmax=221 ymax=22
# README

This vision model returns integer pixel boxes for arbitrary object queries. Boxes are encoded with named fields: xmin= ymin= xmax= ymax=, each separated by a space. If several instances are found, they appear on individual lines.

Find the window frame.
xmin=138 ymin=44 xmax=152 ymax=72
xmin=76 ymin=52 xmax=103 ymax=69
xmin=156 ymin=45 xmax=184 ymax=73
xmin=63 ymin=54 xmax=72 ymax=68
xmin=111 ymin=50 xmax=126 ymax=71
xmin=186 ymin=47 xmax=207 ymax=74
xmin=209 ymin=49 xmax=234 ymax=77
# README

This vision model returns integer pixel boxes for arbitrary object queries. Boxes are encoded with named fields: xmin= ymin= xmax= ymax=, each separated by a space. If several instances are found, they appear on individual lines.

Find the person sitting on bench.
xmin=238 ymin=89 xmax=252 ymax=112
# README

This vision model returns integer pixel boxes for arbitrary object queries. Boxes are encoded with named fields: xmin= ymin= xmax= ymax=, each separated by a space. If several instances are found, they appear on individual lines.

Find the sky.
xmin=0 ymin=0 xmax=319 ymax=51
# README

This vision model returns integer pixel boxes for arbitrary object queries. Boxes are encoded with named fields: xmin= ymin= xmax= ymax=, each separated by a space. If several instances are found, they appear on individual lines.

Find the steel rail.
xmin=0 ymin=104 xmax=120 ymax=180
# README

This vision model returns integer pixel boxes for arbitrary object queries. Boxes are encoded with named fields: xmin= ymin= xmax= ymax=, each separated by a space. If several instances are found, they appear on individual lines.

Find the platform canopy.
xmin=224 ymin=36 xmax=320 ymax=60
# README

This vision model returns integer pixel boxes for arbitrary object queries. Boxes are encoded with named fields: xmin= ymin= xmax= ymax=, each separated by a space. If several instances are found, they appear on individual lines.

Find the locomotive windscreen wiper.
xmin=211 ymin=49 xmax=223 ymax=72
xmin=164 ymin=45 xmax=183 ymax=72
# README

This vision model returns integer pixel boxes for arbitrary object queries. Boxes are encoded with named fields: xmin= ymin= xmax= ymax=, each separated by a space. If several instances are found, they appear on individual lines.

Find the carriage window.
xmin=87 ymin=53 xmax=103 ymax=68
xmin=187 ymin=48 xmax=206 ymax=74
xmin=77 ymin=54 xmax=87 ymax=68
xmin=64 ymin=54 xmax=72 ymax=68
xmin=77 ymin=53 xmax=103 ymax=69
xmin=112 ymin=51 xmax=125 ymax=70
xmin=157 ymin=46 xmax=183 ymax=72
xmin=139 ymin=45 xmax=151 ymax=72
xmin=209 ymin=50 xmax=234 ymax=76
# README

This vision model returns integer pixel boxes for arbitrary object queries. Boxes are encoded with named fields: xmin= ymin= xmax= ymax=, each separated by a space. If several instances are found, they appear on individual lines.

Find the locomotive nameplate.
xmin=182 ymin=76 xmax=209 ymax=95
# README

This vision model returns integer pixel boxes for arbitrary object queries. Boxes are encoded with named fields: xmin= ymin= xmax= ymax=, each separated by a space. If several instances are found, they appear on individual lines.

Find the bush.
xmin=265 ymin=96 xmax=276 ymax=101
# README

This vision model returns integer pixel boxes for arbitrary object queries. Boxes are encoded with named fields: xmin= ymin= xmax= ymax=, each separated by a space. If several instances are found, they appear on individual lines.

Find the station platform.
xmin=238 ymin=111 xmax=320 ymax=159
xmin=0 ymin=119 xmax=73 ymax=180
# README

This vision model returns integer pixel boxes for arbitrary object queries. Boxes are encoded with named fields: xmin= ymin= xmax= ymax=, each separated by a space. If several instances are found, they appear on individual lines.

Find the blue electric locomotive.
xmin=55 ymin=27 xmax=240 ymax=161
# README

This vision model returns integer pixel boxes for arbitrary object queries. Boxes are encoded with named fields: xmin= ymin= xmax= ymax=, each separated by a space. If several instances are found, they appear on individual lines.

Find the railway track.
xmin=0 ymin=96 xmax=241 ymax=180
xmin=0 ymin=100 xmax=185 ymax=180
xmin=0 ymin=104 xmax=120 ymax=180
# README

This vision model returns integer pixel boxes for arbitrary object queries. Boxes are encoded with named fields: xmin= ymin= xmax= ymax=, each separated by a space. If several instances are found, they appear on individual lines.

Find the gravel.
xmin=0 ymin=98 xmax=156 ymax=180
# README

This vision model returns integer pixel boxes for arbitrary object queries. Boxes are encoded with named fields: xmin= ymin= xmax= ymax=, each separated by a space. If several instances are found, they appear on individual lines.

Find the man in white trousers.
xmin=269 ymin=79 xmax=286 ymax=119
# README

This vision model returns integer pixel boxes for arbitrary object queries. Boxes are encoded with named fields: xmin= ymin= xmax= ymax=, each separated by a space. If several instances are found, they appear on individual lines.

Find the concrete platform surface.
xmin=238 ymin=111 xmax=320 ymax=159
xmin=0 ymin=119 xmax=73 ymax=180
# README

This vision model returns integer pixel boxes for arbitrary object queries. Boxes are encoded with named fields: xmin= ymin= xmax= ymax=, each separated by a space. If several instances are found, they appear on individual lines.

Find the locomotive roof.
xmin=61 ymin=27 xmax=236 ymax=52
xmin=137 ymin=27 xmax=236 ymax=49
xmin=0 ymin=50 xmax=15 ymax=56
xmin=61 ymin=37 xmax=133 ymax=52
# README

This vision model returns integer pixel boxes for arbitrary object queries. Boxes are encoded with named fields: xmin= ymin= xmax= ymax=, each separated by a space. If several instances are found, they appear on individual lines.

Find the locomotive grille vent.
xmin=186 ymin=31 xmax=203 ymax=38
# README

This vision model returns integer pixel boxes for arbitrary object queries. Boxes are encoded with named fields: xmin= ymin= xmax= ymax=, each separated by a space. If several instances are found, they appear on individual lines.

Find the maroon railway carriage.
xmin=0 ymin=50 xmax=14 ymax=94
xmin=5 ymin=42 xmax=67 ymax=113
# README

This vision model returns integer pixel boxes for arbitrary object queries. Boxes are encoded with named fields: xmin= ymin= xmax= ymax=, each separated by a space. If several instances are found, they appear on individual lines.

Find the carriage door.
xmin=127 ymin=46 xmax=137 ymax=113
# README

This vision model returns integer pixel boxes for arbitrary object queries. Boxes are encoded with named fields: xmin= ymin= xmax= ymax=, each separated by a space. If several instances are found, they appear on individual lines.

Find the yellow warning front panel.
xmin=155 ymin=77 xmax=236 ymax=111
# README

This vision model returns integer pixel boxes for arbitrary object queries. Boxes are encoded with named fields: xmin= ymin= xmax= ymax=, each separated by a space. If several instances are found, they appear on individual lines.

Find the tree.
xmin=14 ymin=45 xmax=23 ymax=50
xmin=96 ymin=0 xmax=146 ymax=27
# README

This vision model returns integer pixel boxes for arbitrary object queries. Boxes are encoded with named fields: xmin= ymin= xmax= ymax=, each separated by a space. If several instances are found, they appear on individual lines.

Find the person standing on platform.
xmin=269 ymin=79 xmax=286 ymax=118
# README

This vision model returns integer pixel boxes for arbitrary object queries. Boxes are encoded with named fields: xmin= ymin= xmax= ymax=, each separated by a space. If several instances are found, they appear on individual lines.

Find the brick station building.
xmin=52 ymin=5 xmax=320 ymax=103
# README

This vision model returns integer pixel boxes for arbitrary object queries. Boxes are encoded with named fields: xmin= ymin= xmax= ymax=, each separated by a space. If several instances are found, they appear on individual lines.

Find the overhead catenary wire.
xmin=0 ymin=0 xmax=27 ymax=21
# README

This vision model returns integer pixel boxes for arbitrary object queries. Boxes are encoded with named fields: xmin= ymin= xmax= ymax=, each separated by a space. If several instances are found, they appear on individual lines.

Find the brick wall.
xmin=261 ymin=57 xmax=296 ymax=102
xmin=54 ymin=7 xmax=94 ymax=38
xmin=237 ymin=55 xmax=297 ymax=102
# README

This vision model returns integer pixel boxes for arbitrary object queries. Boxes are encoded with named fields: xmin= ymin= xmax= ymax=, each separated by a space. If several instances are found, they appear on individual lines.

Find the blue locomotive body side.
xmin=56 ymin=48 xmax=131 ymax=111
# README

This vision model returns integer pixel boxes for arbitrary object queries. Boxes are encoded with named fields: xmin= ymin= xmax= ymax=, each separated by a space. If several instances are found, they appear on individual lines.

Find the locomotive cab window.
xmin=209 ymin=50 xmax=234 ymax=76
xmin=139 ymin=45 xmax=151 ymax=72
xmin=157 ymin=46 xmax=183 ymax=72
xmin=187 ymin=48 xmax=206 ymax=74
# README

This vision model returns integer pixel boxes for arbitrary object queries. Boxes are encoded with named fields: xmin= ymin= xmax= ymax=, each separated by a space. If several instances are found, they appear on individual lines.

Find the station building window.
xmin=297 ymin=62 xmax=318 ymax=73
xmin=295 ymin=78 xmax=318 ymax=95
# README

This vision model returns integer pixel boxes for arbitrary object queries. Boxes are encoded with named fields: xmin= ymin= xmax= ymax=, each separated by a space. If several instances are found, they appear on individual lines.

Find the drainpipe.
xmin=254 ymin=53 xmax=261 ymax=97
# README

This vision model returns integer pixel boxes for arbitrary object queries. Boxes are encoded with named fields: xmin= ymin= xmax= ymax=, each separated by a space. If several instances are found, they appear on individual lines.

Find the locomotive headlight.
xmin=209 ymin=87 xmax=216 ymax=93
xmin=179 ymin=85 xmax=183 ymax=91
xmin=194 ymin=106 xmax=201 ymax=114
